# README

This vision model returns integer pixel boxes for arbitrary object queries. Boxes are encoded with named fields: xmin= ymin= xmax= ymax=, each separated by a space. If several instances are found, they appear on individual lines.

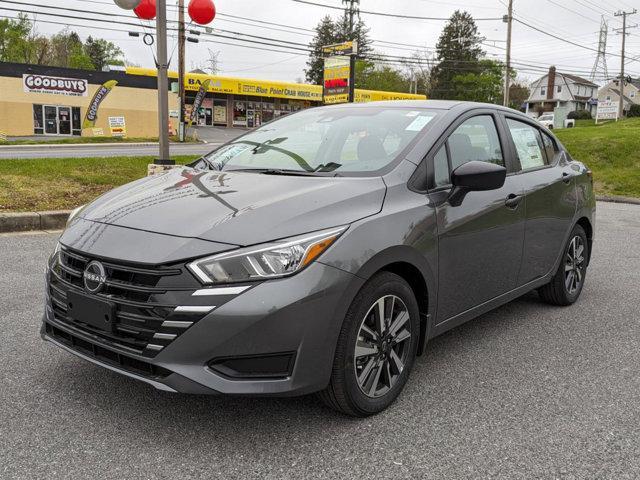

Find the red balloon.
xmin=134 ymin=0 xmax=156 ymax=20
xmin=188 ymin=0 xmax=215 ymax=25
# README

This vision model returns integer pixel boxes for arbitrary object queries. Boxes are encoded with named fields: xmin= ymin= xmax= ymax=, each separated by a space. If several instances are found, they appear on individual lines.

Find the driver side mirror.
xmin=448 ymin=161 xmax=506 ymax=206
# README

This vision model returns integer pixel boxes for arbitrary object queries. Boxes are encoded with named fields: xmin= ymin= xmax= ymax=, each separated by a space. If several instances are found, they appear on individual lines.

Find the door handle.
xmin=562 ymin=172 xmax=572 ymax=184
xmin=505 ymin=193 xmax=523 ymax=209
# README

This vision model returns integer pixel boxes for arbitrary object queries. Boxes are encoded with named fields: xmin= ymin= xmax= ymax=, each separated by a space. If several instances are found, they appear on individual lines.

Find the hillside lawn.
xmin=0 ymin=118 xmax=638 ymax=212
xmin=555 ymin=117 xmax=640 ymax=198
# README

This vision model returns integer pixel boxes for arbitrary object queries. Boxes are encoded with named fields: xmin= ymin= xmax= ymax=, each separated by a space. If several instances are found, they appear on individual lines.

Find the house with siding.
xmin=524 ymin=66 xmax=598 ymax=117
xmin=597 ymin=78 xmax=640 ymax=113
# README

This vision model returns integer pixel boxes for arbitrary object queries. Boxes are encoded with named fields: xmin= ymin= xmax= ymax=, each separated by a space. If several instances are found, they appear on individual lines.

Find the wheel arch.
xmin=576 ymin=216 xmax=593 ymax=264
xmin=350 ymin=246 xmax=436 ymax=356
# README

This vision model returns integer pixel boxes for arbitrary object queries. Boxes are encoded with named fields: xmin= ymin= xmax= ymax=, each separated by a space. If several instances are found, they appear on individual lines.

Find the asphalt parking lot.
xmin=1 ymin=201 xmax=638 ymax=479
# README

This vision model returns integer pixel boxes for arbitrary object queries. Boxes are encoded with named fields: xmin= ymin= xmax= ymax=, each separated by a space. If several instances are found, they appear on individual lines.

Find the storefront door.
xmin=58 ymin=107 xmax=71 ymax=135
xmin=44 ymin=106 xmax=58 ymax=135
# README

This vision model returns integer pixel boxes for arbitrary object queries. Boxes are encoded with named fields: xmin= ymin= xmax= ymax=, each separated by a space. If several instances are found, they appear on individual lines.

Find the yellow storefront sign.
xmin=125 ymin=67 xmax=426 ymax=104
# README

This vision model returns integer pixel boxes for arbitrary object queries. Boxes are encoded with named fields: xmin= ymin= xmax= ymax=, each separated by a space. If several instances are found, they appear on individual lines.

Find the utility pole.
xmin=178 ymin=0 xmax=186 ymax=142
xmin=503 ymin=0 xmax=513 ymax=107
xmin=614 ymin=9 xmax=637 ymax=120
xmin=155 ymin=0 xmax=172 ymax=164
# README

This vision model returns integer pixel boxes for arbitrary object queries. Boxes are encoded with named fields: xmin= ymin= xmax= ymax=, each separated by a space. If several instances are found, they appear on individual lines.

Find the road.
xmin=0 ymin=142 xmax=216 ymax=159
xmin=1 ymin=201 xmax=638 ymax=479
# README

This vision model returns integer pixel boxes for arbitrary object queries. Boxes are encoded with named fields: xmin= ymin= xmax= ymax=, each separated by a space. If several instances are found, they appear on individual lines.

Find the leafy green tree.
xmin=449 ymin=60 xmax=504 ymax=103
xmin=0 ymin=15 xmax=31 ymax=62
xmin=429 ymin=10 xmax=484 ymax=99
xmin=355 ymin=61 xmax=410 ymax=92
xmin=509 ymin=82 xmax=530 ymax=110
xmin=84 ymin=36 xmax=124 ymax=71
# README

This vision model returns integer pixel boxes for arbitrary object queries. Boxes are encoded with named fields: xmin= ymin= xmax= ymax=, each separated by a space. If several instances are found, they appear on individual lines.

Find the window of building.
xmin=506 ymin=119 xmax=547 ymax=170
xmin=233 ymin=101 xmax=247 ymax=127
xmin=33 ymin=104 xmax=44 ymax=135
xmin=606 ymin=95 xmax=611 ymax=101
xmin=557 ymin=85 xmax=562 ymax=93
xmin=631 ymin=91 xmax=636 ymax=98
xmin=541 ymin=87 xmax=546 ymax=96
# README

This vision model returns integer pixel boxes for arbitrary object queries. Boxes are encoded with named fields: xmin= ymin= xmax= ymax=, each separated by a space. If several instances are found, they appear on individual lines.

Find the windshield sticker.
xmin=405 ymin=115 xmax=434 ymax=131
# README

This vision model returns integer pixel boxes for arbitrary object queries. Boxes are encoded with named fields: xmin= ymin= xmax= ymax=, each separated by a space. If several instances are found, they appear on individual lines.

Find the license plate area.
xmin=67 ymin=290 xmax=116 ymax=333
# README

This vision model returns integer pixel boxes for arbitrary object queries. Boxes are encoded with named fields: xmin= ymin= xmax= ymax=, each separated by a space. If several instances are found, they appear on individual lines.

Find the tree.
xmin=84 ymin=36 xmax=124 ymax=71
xmin=305 ymin=15 xmax=337 ymax=85
xmin=509 ymin=82 xmax=530 ymax=110
xmin=449 ymin=60 xmax=504 ymax=103
xmin=355 ymin=61 xmax=410 ymax=92
xmin=429 ymin=10 xmax=484 ymax=99
xmin=0 ymin=15 xmax=31 ymax=63
xmin=49 ymin=30 xmax=91 ymax=68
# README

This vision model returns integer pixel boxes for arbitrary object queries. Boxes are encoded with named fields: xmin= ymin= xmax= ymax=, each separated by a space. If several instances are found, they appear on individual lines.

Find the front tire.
xmin=538 ymin=224 xmax=589 ymax=306
xmin=319 ymin=272 xmax=420 ymax=417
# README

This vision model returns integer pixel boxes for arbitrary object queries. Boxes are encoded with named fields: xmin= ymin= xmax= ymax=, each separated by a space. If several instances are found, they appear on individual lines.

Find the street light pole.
xmin=503 ymin=0 xmax=513 ymax=107
xmin=155 ymin=0 xmax=172 ymax=164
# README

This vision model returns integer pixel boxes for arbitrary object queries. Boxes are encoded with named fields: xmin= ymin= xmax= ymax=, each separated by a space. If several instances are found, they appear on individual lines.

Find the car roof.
xmin=320 ymin=99 xmax=524 ymax=115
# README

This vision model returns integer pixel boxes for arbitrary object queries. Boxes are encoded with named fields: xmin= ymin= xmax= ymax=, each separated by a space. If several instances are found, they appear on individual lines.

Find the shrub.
xmin=567 ymin=110 xmax=592 ymax=120
xmin=628 ymin=104 xmax=640 ymax=118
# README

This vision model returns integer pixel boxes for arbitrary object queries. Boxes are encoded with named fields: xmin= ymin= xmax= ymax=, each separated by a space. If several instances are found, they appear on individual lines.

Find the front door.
xmin=430 ymin=112 xmax=525 ymax=322
xmin=44 ymin=106 xmax=58 ymax=135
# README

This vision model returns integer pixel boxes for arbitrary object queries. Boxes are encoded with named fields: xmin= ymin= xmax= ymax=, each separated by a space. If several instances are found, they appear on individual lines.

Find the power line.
xmin=290 ymin=0 xmax=503 ymax=21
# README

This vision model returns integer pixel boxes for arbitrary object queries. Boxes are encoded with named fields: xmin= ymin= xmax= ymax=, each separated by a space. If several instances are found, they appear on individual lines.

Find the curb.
xmin=0 ymin=210 xmax=70 ymax=233
xmin=595 ymin=195 xmax=640 ymax=205
xmin=2 ymin=196 xmax=639 ymax=234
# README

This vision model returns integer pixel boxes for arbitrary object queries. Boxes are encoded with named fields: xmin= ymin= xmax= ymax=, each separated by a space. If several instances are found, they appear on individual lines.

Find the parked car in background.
xmin=42 ymin=101 xmax=596 ymax=417
xmin=537 ymin=113 xmax=555 ymax=129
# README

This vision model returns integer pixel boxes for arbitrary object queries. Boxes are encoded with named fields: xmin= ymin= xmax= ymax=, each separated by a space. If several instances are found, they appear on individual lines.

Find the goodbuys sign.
xmin=23 ymin=74 xmax=88 ymax=97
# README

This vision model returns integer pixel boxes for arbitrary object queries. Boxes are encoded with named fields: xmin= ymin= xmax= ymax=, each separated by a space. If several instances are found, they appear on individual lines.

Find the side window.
xmin=506 ymin=118 xmax=547 ymax=170
xmin=433 ymin=144 xmax=450 ymax=188
xmin=540 ymin=130 xmax=558 ymax=164
xmin=448 ymin=115 xmax=504 ymax=172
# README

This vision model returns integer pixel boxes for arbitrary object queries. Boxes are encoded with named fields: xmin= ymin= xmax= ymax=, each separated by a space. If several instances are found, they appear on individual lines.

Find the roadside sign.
xmin=108 ymin=116 xmax=126 ymax=137
xmin=596 ymin=100 xmax=618 ymax=123
xmin=322 ymin=40 xmax=358 ymax=105
xmin=322 ymin=40 xmax=358 ymax=56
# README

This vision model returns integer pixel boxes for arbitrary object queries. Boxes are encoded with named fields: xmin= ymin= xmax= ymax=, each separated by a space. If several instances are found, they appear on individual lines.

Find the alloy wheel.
xmin=564 ymin=235 xmax=586 ymax=294
xmin=354 ymin=295 xmax=412 ymax=398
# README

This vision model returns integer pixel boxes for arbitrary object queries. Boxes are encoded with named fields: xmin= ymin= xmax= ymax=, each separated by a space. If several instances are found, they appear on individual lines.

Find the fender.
xmin=323 ymin=244 xmax=437 ymax=355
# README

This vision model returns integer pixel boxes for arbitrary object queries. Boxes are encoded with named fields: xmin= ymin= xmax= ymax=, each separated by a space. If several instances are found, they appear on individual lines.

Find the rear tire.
xmin=319 ymin=272 xmax=420 ymax=417
xmin=538 ymin=224 xmax=589 ymax=306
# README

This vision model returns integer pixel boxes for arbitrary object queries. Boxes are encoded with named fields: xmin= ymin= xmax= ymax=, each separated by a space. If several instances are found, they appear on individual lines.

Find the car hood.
xmin=78 ymin=168 xmax=386 ymax=246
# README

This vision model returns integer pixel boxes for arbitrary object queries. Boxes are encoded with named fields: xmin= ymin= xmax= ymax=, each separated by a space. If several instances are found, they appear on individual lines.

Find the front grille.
xmin=48 ymin=247 xmax=210 ymax=357
xmin=45 ymin=323 xmax=172 ymax=379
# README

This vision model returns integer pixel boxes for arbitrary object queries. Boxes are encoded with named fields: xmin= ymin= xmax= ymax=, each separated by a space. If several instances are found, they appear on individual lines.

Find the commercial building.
xmin=0 ymin=62 xmax=426 ymax=138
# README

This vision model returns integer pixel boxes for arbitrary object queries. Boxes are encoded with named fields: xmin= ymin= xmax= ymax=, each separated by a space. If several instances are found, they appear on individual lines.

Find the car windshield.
xmin=200 ymin=106 xmax=440 ymax=175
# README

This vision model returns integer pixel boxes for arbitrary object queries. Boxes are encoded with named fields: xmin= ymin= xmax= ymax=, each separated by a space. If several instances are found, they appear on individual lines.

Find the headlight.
xmin=66 ymin=204 xmax=86 ymax=227
xmin=187 ymin=226 xmax=347 ymax=285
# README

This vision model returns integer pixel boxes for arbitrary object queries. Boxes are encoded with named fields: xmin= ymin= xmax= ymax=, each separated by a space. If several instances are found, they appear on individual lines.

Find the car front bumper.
xmin=42 ymin=260 xmax=363 ymax=396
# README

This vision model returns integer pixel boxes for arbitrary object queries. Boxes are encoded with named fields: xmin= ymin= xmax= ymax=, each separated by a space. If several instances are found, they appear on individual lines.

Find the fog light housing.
xmin=208 ymin=352 xmax=296 ymax=379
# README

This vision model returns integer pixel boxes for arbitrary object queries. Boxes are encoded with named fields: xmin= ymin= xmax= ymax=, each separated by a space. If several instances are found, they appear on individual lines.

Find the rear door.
xmin=500 ymin=115 xmax=577 ymax=284
xmin=428 ymin=110 xmax=525 ymax=322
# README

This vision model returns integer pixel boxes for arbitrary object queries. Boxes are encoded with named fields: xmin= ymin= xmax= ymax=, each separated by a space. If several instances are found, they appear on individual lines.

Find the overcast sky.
xmin=3 ymin=0 xmax=640 ymax=85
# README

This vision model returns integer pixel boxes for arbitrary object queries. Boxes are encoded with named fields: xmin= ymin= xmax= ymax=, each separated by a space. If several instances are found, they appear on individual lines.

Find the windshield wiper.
xmin=226 ymin=168 xmax=320 ymax=177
